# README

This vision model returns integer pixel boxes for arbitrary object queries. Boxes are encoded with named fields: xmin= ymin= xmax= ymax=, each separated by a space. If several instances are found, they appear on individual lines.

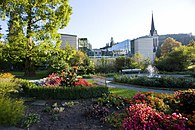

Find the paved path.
xmin=93 ymin=78 xmax=175 ymax=94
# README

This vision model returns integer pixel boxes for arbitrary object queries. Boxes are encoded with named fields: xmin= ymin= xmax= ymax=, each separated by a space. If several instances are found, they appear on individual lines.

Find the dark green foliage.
xmin=155 ymin=41 xmax=195 ymax=72
xmin=85 ymin=104 xmax=109 ymax=120
xmin=20 ymin=113 xmax=40 ymax=128
xmin=97 ymin=94 xmax=131 ymax=110
xmin=174 ymin=89 xmax=195 ymax=114
xmin=0 ymin=97 xmax=25 ymax=126
xmin=113 ymin=75 xmax=195 ymax=89
xmin=94 ymin=58 xmax=117 ymax=73
xmin=191 ymin=72 xmax=195 ymax=78
xmin=21 ymin=82 xmax=109 ymax=99
xmin=115 ymin=57 xmax=131 ymax=72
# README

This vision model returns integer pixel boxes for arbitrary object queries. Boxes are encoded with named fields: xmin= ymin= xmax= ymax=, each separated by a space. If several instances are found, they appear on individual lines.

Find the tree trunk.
xmin=24 ymin=57 xmax=36 ymax=77
xmin=24 ymin=7 xmax=35 ymax=77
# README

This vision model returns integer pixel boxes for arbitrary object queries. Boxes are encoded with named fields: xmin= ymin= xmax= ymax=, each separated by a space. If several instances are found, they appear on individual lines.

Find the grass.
xmin=108 ymin=88 xmax=138 ymax=99
xmin=8 ymin=70 xmax=49 ymax=80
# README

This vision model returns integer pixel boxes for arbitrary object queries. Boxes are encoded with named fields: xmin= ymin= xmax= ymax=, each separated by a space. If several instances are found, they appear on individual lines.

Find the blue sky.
xmin=1 ymin=0 xmax=195 ymax=49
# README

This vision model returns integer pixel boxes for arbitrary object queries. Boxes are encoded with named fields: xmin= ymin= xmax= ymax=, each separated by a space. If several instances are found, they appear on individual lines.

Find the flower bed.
xmin=94 ymin=89 xmax=195 ymax=130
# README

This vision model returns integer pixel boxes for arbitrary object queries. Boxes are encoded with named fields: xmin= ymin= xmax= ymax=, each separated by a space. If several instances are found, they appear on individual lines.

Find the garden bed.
xmin=24 ymin=99 xmax=116 ymax=130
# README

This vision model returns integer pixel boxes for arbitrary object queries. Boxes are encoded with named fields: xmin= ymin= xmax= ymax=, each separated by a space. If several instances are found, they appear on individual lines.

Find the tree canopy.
xmin=0 ymin=0 xmax=72 ymax=76
xmin=155 ymin=43 xmax=195 ymax=71
xmin=160 ymin=37 xmax=182 ymax=56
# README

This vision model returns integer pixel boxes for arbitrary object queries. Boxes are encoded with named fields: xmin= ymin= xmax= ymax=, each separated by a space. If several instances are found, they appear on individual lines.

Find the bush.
xmin=0 ymin=78 xmax=19 ymax=97
xmin=0 ymin=73 xmax=15 ymax=78
xmin=174 ymin=89 xmax=195 ymax=114
xmin=113 ymin=75 xmax=195 ymax=89
xmin=97 ymin=94 xmax=131 ymax=110
xmin=131 ymin=92 xmax=170 ymax=113
xmin=123 ymin=104 xmax=188 ymax=130
xmin=22 ymin=84 xmax=109 ymax=100
xmin=123 ymin=104 xmax=163 ymax=130
xmin=0 ymin=97 xmax=25 ymax=126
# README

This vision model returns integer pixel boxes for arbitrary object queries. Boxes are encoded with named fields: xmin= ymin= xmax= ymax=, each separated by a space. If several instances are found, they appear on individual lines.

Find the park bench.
xmin=121 ymin=68 xmax=141 ymax=74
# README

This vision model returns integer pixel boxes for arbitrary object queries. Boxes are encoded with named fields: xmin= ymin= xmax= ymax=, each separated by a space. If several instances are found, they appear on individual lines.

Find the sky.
xmin=1 ymin=0 xmax=195 ymax=49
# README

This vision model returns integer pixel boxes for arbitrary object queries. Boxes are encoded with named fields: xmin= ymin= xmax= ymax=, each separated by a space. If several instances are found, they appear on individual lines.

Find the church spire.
xmin=150 ymin=12 xmax=157 ymax=36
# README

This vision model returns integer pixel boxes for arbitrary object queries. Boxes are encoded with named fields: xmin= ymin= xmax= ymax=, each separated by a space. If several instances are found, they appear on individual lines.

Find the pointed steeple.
xmin=150 ymin=12 xmax=157 ymax=36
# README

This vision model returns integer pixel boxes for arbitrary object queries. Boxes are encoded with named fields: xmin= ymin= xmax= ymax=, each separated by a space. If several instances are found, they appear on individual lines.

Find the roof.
xmin=60 ymin=33 xmax=77 ymax=37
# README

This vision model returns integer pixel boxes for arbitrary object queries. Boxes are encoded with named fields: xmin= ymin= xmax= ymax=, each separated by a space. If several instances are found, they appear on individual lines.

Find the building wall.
xmin=60 ymin=34 xmax=78 ymax=50
xmin=134 ymin=37 xmax=155 ymax=62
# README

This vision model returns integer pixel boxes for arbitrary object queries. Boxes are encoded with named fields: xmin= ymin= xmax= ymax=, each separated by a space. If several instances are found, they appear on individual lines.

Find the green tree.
xmin=155 ymin=45 xmax=195 ymax=71
xmin=0 ymin=42 xmax=3 ymax=59
xmin=160 ymin=37 xmax=182 ymax=56
xmin=130 ymin=53 xmax=147 ymax=70
xmin=0 ymin=0 xmax=72 ymax=76
xmin=62 ymin=44 xmax=76 ymax=65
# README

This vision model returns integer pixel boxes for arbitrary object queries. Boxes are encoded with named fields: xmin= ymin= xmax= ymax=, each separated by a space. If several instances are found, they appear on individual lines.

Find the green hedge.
xmin=23 ymin=86 xmax=108 ymax=100
xmin=19 ymin=79 xmax=109 ymax=100
xmin=113 ymin=75 xmax=195 ymax=89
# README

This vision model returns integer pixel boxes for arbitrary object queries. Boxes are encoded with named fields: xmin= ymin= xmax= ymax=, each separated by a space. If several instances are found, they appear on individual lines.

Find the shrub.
xmin=97 ymin=94 xmax=131 ymax=110
xmin=44 ymin=73 xmax=62 ymax=87
xmin=105 ymin=112 xmax=127 ymax=129
xmin=0 ymin=73 xmax=15 ymax=78
xmin=123 ymin=104 xmax=189 ymax=130
xmin=186 ymin=112 xmax=195 ymax=128
xmin=113 ymin=75 xmax=195 ymax=89
xmin=174 ymin=89 xmax=195 ymax=114
xmin=123 ymin=104 xmax=163 ymax=130
xmin=22 ymin=84 xmax=109 ymax=100
xmin=75 ymin=78 xmax=95 ymax=87
xmin=0 ymin=97 xmax=25 ymax=126
xmin=0 ymin=78 xmax=19 ymax=97
xmin=131 ymin=92 xmax=170 ymax=113
xmin=86 ymin=104 xmax=109 ymax=121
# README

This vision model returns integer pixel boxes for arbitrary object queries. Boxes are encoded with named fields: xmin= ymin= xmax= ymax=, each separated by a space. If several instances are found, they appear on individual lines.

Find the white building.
xmin=60 ymin=34 xmax=78 ymax=50
xmin=131 ymin=13 xmax=159 ymax=62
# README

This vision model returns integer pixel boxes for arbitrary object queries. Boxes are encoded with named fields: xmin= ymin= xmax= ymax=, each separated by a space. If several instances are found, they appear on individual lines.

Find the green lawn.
xmin=108 ymin=88 xmax=138 ymax=99
xmin=10 ymin=70 xmax=49 ymax=80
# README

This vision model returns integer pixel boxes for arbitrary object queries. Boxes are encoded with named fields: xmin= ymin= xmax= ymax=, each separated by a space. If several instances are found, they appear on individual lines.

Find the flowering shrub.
xmin=75 ymin=78 xmax=94 ymax=87
xmin=123 ymin=104 xmax=163 ymax=130
xmin=44 ymin=66 xmax=79 ymax=87
xmin=60 ymin=66 xmax=78 ymax=87
xmin=0 ymin=73 xmax=15 ymax=78
xmin=123 ymin=104 xmax=189 ymax=130
xmin=186 ymin=111 xmax=195 ymax=128
xmin=131 ymin=92 xmax=169 ymax=112
xmin=44 ymin=73 xmax=62 ymax=87
xmin=174 ymin=89 xmax=195 ymax=114
xmin=162 ymin=113 xmax=189 ymax=130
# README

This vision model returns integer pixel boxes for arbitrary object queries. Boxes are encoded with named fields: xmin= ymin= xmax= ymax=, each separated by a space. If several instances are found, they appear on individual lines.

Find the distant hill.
xmin=159 ymin=33 xmax=195 ymax=45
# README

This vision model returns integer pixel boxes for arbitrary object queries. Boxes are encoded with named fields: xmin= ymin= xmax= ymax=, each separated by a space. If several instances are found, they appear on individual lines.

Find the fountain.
xmin=146 ymin=65 xmax=160 ymax=78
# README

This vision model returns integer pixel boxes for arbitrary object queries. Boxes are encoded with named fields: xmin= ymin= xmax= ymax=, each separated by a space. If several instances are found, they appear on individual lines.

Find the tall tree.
xmin=0 ymin=0 xmax=72 ymax=76
xmin=155 ymin=45 xmax=195 ymax=71
xmin=160 ymin=37 xmax=182 ymax=56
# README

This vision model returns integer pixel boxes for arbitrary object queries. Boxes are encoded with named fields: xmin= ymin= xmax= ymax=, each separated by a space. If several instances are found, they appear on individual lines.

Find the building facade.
xmin=131 ymin=13 xmax=159 ymax=62
xmin=60 ymin=34 xmax=78 ymax=50
xmin=95 ymin=13 xmax=159 ymax=62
